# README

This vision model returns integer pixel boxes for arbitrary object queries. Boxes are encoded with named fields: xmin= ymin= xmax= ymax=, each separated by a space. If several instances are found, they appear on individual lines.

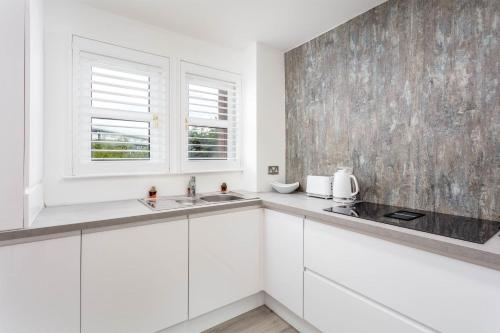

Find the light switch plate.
xmin=268 ymin=166 xmax=279 ymax=175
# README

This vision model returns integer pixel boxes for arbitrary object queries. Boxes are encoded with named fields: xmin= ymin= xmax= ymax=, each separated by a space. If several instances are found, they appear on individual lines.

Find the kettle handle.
xmin=350 ymin=175 xmax=359 ymax=196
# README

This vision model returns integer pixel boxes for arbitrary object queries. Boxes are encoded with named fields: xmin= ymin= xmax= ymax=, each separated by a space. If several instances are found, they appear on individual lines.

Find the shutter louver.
xmin=186 ymin=74 xmax=238 ymax=161
xmin=76 ymin=50 xmax=168 ymax=167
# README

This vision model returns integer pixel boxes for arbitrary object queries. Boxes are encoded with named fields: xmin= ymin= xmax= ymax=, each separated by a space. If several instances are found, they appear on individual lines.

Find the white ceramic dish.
xmin=271 ymin=181 xmax=300 ymax=194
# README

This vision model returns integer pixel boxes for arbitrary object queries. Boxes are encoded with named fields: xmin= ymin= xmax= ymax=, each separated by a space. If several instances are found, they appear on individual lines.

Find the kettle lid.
xmin=336 ymin=166 xmax=353 ymax=174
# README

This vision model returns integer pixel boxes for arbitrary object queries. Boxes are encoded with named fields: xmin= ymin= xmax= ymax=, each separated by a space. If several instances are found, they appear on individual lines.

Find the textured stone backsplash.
xmin=285 ymin=0 xmax=499 ymax=220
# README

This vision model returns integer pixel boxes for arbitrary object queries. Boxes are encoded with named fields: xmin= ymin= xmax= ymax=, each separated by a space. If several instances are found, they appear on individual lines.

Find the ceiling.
xmin=78 ymin=0 xmax=386 ymax=51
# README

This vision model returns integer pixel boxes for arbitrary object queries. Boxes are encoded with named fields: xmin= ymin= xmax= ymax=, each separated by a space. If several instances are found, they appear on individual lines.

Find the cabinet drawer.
xmin=304 ymin=219 xmax=500 ymax=333
xmin=304 ymin=270 xmax=428 ymax=333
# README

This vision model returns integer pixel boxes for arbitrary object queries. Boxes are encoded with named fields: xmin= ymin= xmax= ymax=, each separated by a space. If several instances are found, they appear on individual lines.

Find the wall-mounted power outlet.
xmin=268 ymin=166 xmax=279 ymax=175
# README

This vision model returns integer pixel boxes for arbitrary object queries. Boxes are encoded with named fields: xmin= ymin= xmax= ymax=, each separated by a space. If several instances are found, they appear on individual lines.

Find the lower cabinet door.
xmin=304 ymin=270 xmax=429 ymax=333
xmin=81 ymin=219 xmax=188 ymax=333
xmin=189 ymin=208 xmax=262 ymax=318
xmin=263 ymin=209 xmax=303 ymax=316
xmin=0 ymin=235 xmax=80 ymax=333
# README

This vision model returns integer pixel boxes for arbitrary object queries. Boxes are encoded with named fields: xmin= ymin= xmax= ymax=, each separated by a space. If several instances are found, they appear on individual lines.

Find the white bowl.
xmin=271 ymin=181 xmax=300 ymax=194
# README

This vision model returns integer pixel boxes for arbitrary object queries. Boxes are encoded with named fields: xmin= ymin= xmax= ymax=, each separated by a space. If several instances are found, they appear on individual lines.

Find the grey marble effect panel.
xmin=285 ymin=0 xmax=499 ymax=221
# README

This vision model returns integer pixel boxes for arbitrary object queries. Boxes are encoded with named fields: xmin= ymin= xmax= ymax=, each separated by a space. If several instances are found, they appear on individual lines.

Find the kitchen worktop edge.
xmin=2 ymin=192 xmax=499 ymax=271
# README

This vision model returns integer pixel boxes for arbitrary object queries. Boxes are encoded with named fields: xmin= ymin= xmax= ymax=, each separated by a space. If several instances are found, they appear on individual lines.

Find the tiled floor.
xmin=203 ymin=306 xmax=298 ymax=333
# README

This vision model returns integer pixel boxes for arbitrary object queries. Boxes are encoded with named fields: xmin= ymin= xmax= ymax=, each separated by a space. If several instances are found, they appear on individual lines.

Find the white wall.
xmin=25 ymin=0 xmax=45 ymax=224
xmin=242 ymin=43 xmax=286 ymax=193
xmin=0 ymin=0 xmax=25 ymax=231
xmin=43 ymin=0 xmax=286 ymax=206
xmin=43 ymin=0 xmax=255 ymax=205
xmin=256 ymin=44 xmax=286 ymax=191
xmin=242 ymin=43 xmax=258 ymax=192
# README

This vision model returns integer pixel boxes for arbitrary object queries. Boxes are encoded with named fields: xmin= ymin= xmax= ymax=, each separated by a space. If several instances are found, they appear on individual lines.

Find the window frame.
xmin=71 ymin=36 xmax=170 ymax=176
xmin=180 ymin=61 xmax=242 ymax=173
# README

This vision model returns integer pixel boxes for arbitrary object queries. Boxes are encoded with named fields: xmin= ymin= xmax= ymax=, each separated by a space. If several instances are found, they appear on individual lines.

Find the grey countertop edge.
xmin=0 ymin=199 xmax=262 ymax=243
xmin=261 ymin=200 xmax=500 ymax=271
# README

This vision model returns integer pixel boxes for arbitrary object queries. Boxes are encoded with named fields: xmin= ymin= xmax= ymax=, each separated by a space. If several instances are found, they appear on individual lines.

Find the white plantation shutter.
xmin=72 ymin=37 xmax=169 ymax=175
xmin=181 ymin=62 xmax=241 ymax=171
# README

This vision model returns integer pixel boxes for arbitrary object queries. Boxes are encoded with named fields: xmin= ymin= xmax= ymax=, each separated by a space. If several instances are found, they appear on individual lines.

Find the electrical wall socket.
xmin=268 ymin=166 xmax=279 ymax=175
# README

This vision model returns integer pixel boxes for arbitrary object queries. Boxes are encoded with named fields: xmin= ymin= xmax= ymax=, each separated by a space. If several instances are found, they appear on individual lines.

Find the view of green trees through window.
xmin=187 ymin=81 xmax=232 ymax=160
xmin=91 ymin=118 xmax=151 ymax=160
xmin=188 ymin=125 xmax=228 ymax=160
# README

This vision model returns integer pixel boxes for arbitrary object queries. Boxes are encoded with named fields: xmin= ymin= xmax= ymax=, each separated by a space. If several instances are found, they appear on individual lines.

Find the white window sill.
xmin=178 ymin=168 xmax=244 ymax=175
xmin=63 ymin=169 xmax=244 ymax=180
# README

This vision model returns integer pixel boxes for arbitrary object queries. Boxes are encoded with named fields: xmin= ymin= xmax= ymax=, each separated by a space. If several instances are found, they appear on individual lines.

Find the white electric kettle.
xmin=332 ymin=167 xmax=359 ymax=203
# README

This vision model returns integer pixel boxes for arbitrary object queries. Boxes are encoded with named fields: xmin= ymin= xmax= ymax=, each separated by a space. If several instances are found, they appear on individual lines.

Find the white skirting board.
xmin=159 ymin=292 xmax=265 ymax=333
xmin=264 ymin=294 xmax=321 ymax=333
xmin=158 ymin=292 xmax=320 ymax=333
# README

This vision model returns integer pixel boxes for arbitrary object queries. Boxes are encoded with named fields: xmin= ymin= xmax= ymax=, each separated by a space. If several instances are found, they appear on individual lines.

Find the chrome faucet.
xmin=188 ymin=176 xmax=196 ymax=197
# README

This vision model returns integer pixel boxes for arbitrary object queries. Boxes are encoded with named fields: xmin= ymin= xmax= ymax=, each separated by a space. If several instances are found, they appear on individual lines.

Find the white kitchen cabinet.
xmin=304 ymin=270 xmax=427 ymax=333
xmin=189 ymin=208 xmax=263 ymax=318
xmin=82 ymin=219 xmax=188 ymax=333
xmin=305 ymin=219 xmax=500 ymax=333
xmin=0 ymin=0 xmax=25 ymax=231
xmin=0 ymin=235 xmax=80 ymax=333
xmin=263 ymin=209 xmax=303 ymax=317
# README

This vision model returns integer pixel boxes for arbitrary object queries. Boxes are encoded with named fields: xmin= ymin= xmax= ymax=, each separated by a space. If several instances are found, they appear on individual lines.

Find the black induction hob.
xmin=323 ymin=202 xmax=500 ymax=244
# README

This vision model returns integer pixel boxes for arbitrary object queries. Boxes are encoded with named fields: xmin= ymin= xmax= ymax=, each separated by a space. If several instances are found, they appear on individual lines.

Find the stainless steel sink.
xmin=175 ymin=198 xmax=206 ymax=206
xmin=199 ymin=194 xmax=245 ymax=202
xmin=139 ymin=192 xmax=251 ymax=211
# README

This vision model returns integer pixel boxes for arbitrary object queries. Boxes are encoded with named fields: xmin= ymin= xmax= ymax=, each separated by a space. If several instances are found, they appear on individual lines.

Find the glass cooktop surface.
xmin=324 ymin=202 xmax=500 ymax=244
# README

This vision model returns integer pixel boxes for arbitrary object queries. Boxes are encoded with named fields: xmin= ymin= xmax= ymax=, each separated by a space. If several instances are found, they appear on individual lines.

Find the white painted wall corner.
xmin=24 ymin=183 xmax=45 ymax=226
